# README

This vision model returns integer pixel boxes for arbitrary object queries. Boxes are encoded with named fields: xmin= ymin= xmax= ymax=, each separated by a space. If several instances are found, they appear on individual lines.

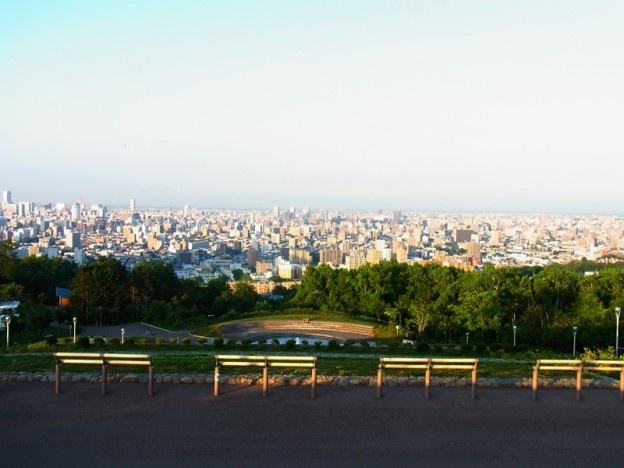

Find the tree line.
xmin=2 ymin=240 xmax=624 ymax=349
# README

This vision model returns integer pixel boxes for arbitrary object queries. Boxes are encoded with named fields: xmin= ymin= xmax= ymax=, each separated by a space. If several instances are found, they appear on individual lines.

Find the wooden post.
xmin=311 ymin=367 xmax=317 ymax=399
xmin=576 ymin=363 xmax=583 ymax=401
xmin=55 ymin=361 xmax=61 ymax=395
xmin=471 ymin=363 xmax=477 ymax=400
xmin=102 ymin=363 xmax=107 ymax=395
xmin=262 ymin=365 xmax=269 ymax=397
xmin=424 ymin=361 xmax=431 ymax=399
xmin=532 ymin=362 xmax=539 ymax=401
xmin=376 ymin=363 xmax=383 ymax=398
xmin=213 ymin=365 xmax=220 ymax=397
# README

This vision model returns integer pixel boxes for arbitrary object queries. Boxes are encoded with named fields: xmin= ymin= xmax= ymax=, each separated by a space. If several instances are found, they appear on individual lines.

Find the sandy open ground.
xmin=2 ymin=381 xmax=624 ymax=467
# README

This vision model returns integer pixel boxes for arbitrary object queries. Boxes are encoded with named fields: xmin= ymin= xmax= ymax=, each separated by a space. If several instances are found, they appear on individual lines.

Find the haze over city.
xmin=1 ymin=1 xmax=623 ymax=214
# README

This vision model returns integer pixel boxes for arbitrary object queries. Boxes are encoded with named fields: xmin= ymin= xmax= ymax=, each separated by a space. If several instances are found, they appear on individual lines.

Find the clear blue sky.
xmin=1 ymin=1 xmax=623 ymax=213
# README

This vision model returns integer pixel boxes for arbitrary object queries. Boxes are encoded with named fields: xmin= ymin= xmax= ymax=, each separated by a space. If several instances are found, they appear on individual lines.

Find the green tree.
xmin=72 ymin=257 xmax=130 ymax=324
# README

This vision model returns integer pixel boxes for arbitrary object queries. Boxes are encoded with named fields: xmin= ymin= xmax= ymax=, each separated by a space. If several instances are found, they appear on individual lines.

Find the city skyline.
xmin=1 ymin=1 xmax=623 ymax=214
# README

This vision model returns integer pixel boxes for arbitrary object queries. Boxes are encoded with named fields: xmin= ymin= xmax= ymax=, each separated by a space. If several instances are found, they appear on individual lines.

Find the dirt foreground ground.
xmin=2 ymin=381 xmax=624 ymax=467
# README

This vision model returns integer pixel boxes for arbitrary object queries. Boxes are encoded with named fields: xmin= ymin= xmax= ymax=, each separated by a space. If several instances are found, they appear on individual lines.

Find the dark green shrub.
xmin=46 ymin=336 xmax=58 ymax=346
xmin=155 ymin=337 xmax=165 ymax=345
xmin=416 ymin=342 xmax=430 ymax=353
xmin=461 ymin=343 xmax=473 ymax=353
xmin=197 ymin=337 xmax=207 ymax=345
xmin=241 ymin=339 xmax=251 ymax=348
xmin=124 ymin=338 xmax=135 ymax=346
xmin=327 ymin=340 xmax=340 ymax=350
xmin=213 ymin=337 xmax=224 ymax=348
xmin=474 ymin=342 xmax=487 ymax=354
xmin=359 ymin=340 xmax=370 ymax=350
xmin=489 ymin=343 xmax=503 ymax=352
xmin=108 ymin=337 xmax=120 ymax=346
xmin=76 ymin=336 xmax=90 ymax=348
xmin=272 ymin=338 xmax=280 ymax=346
xmin=181 ymin=337 xmax=191 ymax=345
xmin=284 ymin=339 xmax=296 ymax=349
xmin=93 ymin=337 xmax=105 ymax=346
xmin=314 ymin=341 xmax=322 ymax=349
xmin=168 ymin=337 xmax=178 ymax=345
xmin=257 ymin=338 xmax=267 ymax=347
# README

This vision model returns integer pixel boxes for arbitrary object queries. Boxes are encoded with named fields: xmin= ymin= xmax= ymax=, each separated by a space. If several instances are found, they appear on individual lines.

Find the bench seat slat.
xmin=383 ymin=364 xmax=429 ymax=369
xmin=107 ymin=360 xmax=152 ymax=366
xmin=269 ymin=363 xmax=315 ymax=368
xmin=221 ymin=362 xmax=266 ymax=367
xmin=60 ymin=359 xmax=105 ymax=365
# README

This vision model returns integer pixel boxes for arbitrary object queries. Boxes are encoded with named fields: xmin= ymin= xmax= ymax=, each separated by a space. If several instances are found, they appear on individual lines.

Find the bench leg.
xmin=148 ymin=366 xmax=154 ymax=396
xmin=311 ymin=368 xmax=317 ymax=399
xmin=471 ymin=367 xmax=477 ymax=400
xmin=214 ymin=366 xmax=220 ymax=397
xmin=576 ymin=367 xmax=582 ymax=401
xmin=425 ymin=367 xmax=431 ymax=399
xmin=262 ymin=367 xmax=268 ymax=397
xmin=376 ymin=368 xmax=383 ymax=398
xmin=532 ymin=368 xmax=538 ymax=401
xmin=102 ymin=364 xmax=107 ymax=395
xmin=55 ymin=364 xmax=61 ymax=395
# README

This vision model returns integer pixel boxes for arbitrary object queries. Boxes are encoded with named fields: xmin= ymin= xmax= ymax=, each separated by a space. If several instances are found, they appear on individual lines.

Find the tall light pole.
xmin=466 ymin=332 xmax=470 ymax=344
xmin=572 ymin=326 xmax=578 ymax=357
xmin=513 ymin=325 xmax=517 ymax=348
xmin=121 ymin=328 xmax=125 ymax=344
xmin=4 ymin=316 xmax=11 ymax=349
xmin=616 ymin=307 xmax=621 ymax=358
xmin=72 ymin=317 xmax=77 ymax=344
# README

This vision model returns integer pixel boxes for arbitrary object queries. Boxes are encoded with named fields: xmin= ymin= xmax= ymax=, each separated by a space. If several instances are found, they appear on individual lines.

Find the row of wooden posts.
xmin=53 ymin=353 xmax=624 ymax=402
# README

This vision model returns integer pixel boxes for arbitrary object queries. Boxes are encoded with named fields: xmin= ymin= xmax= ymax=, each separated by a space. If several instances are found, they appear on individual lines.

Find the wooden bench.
xmin=214 ymin=355 xmax=317 ymax=398
xmin=532 ymin=359 xmax=624 ymax=401
xmin=377 ymin=357 xmax=479 ymax=399
xmin=53 ymin=352 xmax=154 ymax=395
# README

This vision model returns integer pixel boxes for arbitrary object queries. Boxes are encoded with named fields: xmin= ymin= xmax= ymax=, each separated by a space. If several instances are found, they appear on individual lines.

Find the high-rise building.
xmin=129 ymin=199 xmax=136 ymax=212
xmin=2 ymin=190 xmax=11 ymax=208
xmin=70 ymin=203 xmax=80 ymax=220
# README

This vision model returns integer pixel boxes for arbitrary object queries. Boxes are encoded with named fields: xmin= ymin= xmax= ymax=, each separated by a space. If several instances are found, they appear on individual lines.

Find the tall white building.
xmin=2 ymin=190 xmax=11 ymax=208
xmin=129 ymin=198 xmax=136 ymax=212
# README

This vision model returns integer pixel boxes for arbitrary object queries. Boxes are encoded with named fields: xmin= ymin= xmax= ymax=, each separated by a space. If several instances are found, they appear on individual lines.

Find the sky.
xmin=1 ymin=1 xmax=623 ymax=214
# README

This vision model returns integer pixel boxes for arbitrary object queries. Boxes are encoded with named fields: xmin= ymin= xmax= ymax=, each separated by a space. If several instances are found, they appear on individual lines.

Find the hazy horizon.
xmin=2 ymin=1 xmax=623 ymax=215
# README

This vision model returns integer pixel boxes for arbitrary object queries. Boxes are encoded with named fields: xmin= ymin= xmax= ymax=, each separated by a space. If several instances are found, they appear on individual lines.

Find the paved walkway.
xmin=79 ymin=322 xmax=201 ymax=343
xmin=2 ymin=382 xmax=624 ymax=467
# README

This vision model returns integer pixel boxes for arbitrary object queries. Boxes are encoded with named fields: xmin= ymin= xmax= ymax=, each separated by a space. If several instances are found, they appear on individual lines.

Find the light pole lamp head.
xmin=573 ymin=326 xmax=578 ymax=333
xmin=5 ymin=316 xmax=10 ymax=325
xmin=73 ymin=317 xmax=77 ymax=324
xmin=616 ymin=307 xmax=622 ymax=318
xmin=513 ymin=325 xmax=517 ymax=332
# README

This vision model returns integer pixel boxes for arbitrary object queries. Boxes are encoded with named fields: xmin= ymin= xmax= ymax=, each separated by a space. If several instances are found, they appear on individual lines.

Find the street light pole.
xmin=5 ymin=316 xmax=11 ymax=349
xmin=72 ymin=317 xmax=77 ymax=344
xmin=513 ymin=325 xmax=517 ymax=348
xmin=572 ymin=326 xmax=578 ymax=357
xmin=466 ymin=332 xmax=469 ymax=344
xmin=121 ymin=328 xmax=125 ymax=344
xmin=616 ymin=307 xmax=621 ymax=358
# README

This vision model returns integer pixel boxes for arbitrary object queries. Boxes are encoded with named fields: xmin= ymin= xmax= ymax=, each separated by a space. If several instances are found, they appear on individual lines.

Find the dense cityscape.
xmin=2 ymin=189 xmax=623 ymax=293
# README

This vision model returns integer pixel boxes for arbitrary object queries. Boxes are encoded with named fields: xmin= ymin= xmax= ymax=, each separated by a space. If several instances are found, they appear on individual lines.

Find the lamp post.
xmin=121 ymin=328 xmax=125 ymax=344
xmin=616 ymin=307 xmax=621 ymax=358
xmin=465 ymin=332 xmax=469 ymax=344
xmin=513 ymin=325 xmax=517 ymax=348
xmin=4 ymin=316 xmax=11 ymax=349
xmin=72 ymin=317 xmax=77 ymax=344
xmin=395 ymin=324 xmax=399 ymax=336
xmin=572 ymin=326 xmax=578 ymax=357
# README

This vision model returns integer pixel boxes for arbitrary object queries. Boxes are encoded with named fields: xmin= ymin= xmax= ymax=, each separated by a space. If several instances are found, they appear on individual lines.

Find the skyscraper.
xmin=2 ymin=190 xmax=11 ymax=208
xmin=129 ymin=199 xmax=136 ymax=212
